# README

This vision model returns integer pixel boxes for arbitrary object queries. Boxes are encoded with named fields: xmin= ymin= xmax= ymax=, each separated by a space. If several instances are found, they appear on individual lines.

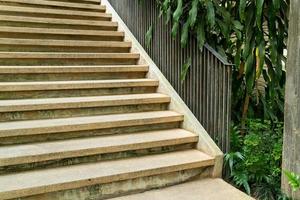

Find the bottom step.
xmin=0 ymin=150 xmax=214 ymax=199
xmin=111 ymin=178 xmax=254 ymax=200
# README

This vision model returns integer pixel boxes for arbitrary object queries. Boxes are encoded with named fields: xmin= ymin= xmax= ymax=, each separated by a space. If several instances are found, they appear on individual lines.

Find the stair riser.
xmin=0 ymin=11 xmax=111 ymax=21
xmin=9 ymin=168 xmax=210 ymax=200
xmin=0 ymin=122 xmax=180 ymax=145
xmin=0 ymin=32 xmax=124 ymax=41
xmin=0 ymin=143 xmax=195 ymax=174
xmin=0 ymin=21 xmax=117 ymax=31
xmin=0 ymin=58 xmax=138 ymax=66
xmin=0 ymin=2 xmax=105 ymax=12
xmin=0 ymin=45 xmax=131 ymax=53
xmin=0 ymin=87 xmax=157 ymax=100
xmin=0 ymin=72 xmax=146 ymax=82
xmin=0 ymin=104 xmax=168 ymax=122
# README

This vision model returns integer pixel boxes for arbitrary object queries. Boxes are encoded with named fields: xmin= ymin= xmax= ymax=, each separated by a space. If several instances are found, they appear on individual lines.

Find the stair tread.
xmin=110 ymin=178 xmax=254 ymax=200
xmin=0 ymin=15 xmax=118 ymax=27
xmin=0 ymin=129 xmax=197 ymax=166
xmin=0 ymin=26 xmax=124 ymax=37
xmin=0 ymin=52 xmax=139 ymax=59
xmin=0 ymin=78 xmax=157 ymax=91
xmin=46 ymin=0 xmax=100 ymax=4
xmin=0 ymin=111 xmax=183 ymax=137
xmin=0 ymin=65 xmax=148 ymax=73
xmin=0 ymin=150 xmax=214 ymax=199
xmin=0 ymin=0 xmax=106 ymax=11
xmin=0 ymin=5 xmax=111 ymax=18
xmin=0 ymin=93 xmax=170 ymax=112
xmin=0 ymin=38 xmax=131 ymax=47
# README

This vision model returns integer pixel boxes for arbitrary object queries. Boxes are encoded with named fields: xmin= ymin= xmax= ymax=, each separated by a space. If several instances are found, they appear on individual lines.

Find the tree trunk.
xmin=281 ymin=0 xmax=300 ymax=199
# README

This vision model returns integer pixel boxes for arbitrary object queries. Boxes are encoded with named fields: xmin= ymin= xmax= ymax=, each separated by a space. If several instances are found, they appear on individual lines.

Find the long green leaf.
xmin=181 ymin=20 xmax=190 ymax=47
xmin=206 ymin=0 xmax=215 ymax=28
xmin=145 ymin=25 xmax=153 ymax=48
xmin=189 ymin=0 xmax=199 ymax=27
xmin=166 ymin=7 xmax=172 ymax=24
xmin=245 ymin=52 xmax=255 ymax=93
xmin=162 ymin=0 xmax=170 ymax=11
xmin=256 ymin=0 xmax=264 ymax=29
xmin=234 ymin=42 xmax=242 ymax=67
xmin=239 ymin=0 xmax=247 ymax=21
xmin=243 ymin=33 xmax=254 ymax=59
xmin=196 ymin=19 xmax=206 ymax=50
xmin=171 ymin=22 xmax=179 ymax=38
xmin=233 ymin=20 xmax=243 ymax=40
xmin=180 ymin=57 xmax=192 ymax=82
xmin=173 ymin=0 xmax=183 ymax=22
xmin=272 ymin=0 xmax=280 ymax=10
xmin=217 ymin=19 xmax=229 ymax=40
xmin=171 ymin=0 xmax=183 ymax=38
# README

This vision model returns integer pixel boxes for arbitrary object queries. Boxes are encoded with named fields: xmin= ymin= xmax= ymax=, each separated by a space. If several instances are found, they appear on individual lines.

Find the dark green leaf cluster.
xmin=155 ymin=0 xmax=289 ymax=121
xmin=225 ymin=120 xmax=288 ymax=200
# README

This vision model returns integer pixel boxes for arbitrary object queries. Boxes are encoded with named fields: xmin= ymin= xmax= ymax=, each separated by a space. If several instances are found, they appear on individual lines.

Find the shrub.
xmin=225 ymin=119 xmax=288 ymax=200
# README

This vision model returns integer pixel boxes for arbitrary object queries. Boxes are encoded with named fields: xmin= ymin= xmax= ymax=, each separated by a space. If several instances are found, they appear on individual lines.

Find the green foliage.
xmin=145 ymin=25 xmax=153 ymax=48
xmin=284 ymin=171 xmax=300 ymax=192
xmin=225 ymin=120 xmax=286 ymax=199
xmin=180 ymin=57 xmax=192 ymax=82
xmin=155 ymin=0 xmax=288 ymax=122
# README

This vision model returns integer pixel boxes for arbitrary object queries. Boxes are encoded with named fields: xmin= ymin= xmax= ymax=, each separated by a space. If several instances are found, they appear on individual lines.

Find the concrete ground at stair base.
xmin=111 ymin=178 xmax=255 ymax=200
xmin=7 ymin=168 xmax=210 ymax=200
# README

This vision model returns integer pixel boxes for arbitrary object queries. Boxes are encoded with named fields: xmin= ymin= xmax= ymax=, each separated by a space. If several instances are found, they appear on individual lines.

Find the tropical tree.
xmin=156 ymin=0 xmax=289 ymax=124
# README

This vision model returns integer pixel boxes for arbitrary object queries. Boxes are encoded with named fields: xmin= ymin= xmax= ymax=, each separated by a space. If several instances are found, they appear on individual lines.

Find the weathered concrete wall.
xmin=282 ymin=0 xmax=300 ymax=198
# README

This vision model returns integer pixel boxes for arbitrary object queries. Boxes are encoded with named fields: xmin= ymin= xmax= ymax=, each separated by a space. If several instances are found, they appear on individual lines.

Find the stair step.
xmin=0 ymin=52 xmax=139 ymax=65
xmin=0 ymin=93 xmax=170 ymax=112
xmin=0 ymin=111 xmax=183 ymax=138
xmin=0 ymin=79 xmax=157 ymax=91
xmin=46 ymin=0 xmax=100 ymax=5
xmin=0 ymin=26 xmax=124 ymax=41
xmin=0 ymin=65 xmax=147 ymax=74
xmin=0 ymin=65 xmax=148 ymax=82
xmin=0 ymin=0 xmax=106 ymax=12
xmin=0 ymin=83 xmax=157 ymax=100
xmin=0 ymin=38 xmax=132 ymax=53
xmin=0 ymin=95 xmax=168 ymax=122
xmin=0 ymin=5 xmax=111 ymax=20
xmin=0 ymin=52 xmax=138 ymax=60
xmin=111 ymin=178 xmax=254 ymax=200
xmin=0 ymin=15 xmax=118 ymax=31
xmin=0 ymin=129 xmax=197 ymax=167
xmin=0 ymin=150 xmax=214 ymax=200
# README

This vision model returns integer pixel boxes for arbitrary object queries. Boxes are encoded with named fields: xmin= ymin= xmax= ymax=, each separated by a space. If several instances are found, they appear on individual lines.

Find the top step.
xmin=0 ymin=0 xmax=105 ymax=12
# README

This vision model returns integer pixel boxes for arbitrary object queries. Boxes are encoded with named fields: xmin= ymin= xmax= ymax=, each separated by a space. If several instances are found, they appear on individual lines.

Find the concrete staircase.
xmin=0 ymin=0 xmax=253 ymax=199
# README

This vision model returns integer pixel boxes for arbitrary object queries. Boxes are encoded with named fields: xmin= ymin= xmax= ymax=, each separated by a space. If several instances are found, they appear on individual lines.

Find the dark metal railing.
xmin=109 ymin=0 xmax=232 ymax=152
